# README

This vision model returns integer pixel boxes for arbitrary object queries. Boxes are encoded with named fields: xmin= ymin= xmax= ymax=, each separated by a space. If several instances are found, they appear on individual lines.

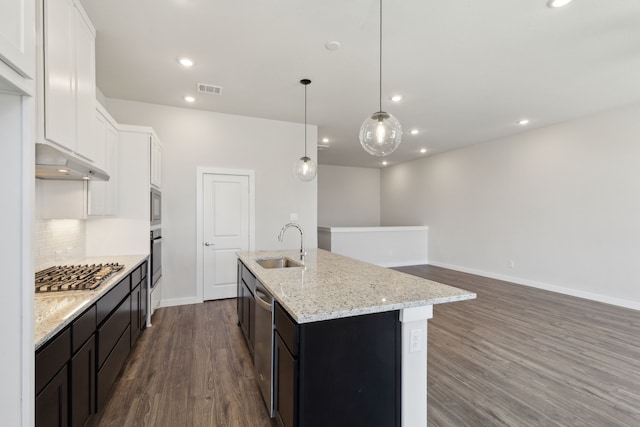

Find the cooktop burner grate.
xmin=35 ymin=263 xmax=125 ymax=293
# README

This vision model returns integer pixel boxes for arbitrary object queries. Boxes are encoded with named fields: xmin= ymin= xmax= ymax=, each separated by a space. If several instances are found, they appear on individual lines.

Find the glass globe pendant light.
xmin=359 ymin=0 xmax=402 ymax=157
xmin=294 ymin=79 xmax=317 ymax=181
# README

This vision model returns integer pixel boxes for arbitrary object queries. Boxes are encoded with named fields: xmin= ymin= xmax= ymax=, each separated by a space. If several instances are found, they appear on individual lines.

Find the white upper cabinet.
xmin=74 ymin=9 xmax=97 ymax=161
xmin=42 ymin=0 xmax=97 ymax=161
xmin=43 ymin=0 xmax=75 ymax=148
xmin=0 ymin=0 xmax=36 ymax=93
xmin=150 ymin=134 xmax=162 ymax=189
xmin=88 ymin=105 xmax=119 ymax=216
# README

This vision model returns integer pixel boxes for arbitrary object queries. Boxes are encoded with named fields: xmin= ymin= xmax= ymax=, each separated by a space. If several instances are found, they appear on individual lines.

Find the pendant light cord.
xmin=379 ymin=0 xmax=383 ymax=113
xmin=304 ymin=83 xmax=308 ymax=157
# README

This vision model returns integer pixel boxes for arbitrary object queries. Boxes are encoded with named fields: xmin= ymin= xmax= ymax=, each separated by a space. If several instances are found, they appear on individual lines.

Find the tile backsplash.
xmin=35 ymin=219 xmax=86 ymax=270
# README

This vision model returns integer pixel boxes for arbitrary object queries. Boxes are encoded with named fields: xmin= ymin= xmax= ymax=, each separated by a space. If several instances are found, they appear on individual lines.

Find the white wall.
xmin=318 ymin=164 xmax=380 ymax=226
xmin=381 ymin=104 xmax=640 ymax=309
xmin=104 ymin=99 xmax=317 ymax=303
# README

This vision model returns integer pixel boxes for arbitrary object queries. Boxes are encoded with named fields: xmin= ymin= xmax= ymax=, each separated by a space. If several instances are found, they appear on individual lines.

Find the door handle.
xmin=204 ymin=242 xmax=215 ymax=246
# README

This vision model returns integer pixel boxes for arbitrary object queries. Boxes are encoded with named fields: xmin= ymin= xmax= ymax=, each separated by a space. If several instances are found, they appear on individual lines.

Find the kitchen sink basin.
xmin=255 ymin=257 xmax=303 ymax=269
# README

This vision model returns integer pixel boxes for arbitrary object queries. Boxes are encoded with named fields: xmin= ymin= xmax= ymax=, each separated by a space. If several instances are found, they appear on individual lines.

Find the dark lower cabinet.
xmin=35 ymin=365 xmax=68 ymax=427
xmin=131 ymin=284 xmax=142 ymax=345
xmin=70 ymin=336 xmax=95 ymax=427
xmin=237 ymin=260 xmax=256 ymax=357
xmin=35 ymin=260 xmax=148 ymax=426
xmin=97 ymin=325 xmax=131 ymax=411
xmin=274 ymin=333 xmax=297 ymax=427
xmin=274 ymin=302 xmax=402 ymax=427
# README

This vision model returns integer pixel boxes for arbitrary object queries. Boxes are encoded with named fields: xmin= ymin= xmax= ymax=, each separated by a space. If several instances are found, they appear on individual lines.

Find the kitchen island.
xmin=237 ymin=248 xmax=476 ymax=427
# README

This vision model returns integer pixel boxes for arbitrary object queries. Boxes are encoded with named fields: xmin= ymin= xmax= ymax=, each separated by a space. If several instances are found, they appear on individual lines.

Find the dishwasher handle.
xmin=255 ymin=288 xmax=273 ymax=311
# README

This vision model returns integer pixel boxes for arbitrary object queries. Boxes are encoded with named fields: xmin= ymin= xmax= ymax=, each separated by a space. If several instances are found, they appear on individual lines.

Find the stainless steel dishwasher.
xmin=254 ymin=281 xmax=275 ymax=417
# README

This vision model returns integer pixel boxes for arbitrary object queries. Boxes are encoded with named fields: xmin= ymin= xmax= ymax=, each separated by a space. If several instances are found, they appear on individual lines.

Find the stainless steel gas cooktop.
xmin=35 ymin=263 xmax=124 ymax=293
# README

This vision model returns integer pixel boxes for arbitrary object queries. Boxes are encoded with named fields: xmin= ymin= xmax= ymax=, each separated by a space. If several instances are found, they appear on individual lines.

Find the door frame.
xmin=196 ymin=167 xmax=255 ymax=303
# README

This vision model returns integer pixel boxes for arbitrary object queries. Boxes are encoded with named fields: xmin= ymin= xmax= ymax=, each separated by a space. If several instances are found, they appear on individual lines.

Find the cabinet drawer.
xmin=96 ymin=325 xmax=131 ymax=412
xmin=97 ymin=275 xmax=131 ymax=325
xmin=131 ymin=264 xmax=141 ymax=287
xmin=72 ymin=305 xmax=96 ymax=353
xmin=275 ymin=302 xmax=299 ymax=357
xmin=242 ymin=264 xmax=256 ymax=294
xmin=141 ymin=261 xmax=147 ymax=279
xmin=98 ymin=294 xmax=131 ymax=368
xmin=35 ymin=328 xmax=71 ymax=395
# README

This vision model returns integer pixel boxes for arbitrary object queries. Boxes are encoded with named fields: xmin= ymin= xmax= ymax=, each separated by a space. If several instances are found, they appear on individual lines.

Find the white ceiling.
xmin=79 ymin=0 xmax=640 ymax=169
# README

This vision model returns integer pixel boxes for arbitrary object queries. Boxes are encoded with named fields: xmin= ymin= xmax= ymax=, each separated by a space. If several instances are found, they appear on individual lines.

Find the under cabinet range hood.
xmin=35 ymin=143 xmax=109 ymax=181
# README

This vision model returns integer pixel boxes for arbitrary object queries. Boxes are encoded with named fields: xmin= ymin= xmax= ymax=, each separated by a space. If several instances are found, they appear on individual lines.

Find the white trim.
xmin=22 ymin=95 xmax=35 ymax=427
xmin=317 ymin=226 xmax=428 ymax=233
xmin=377 ymin=259 xmax=429 ymax=268
xmin=399 ymin=305 xmax=433 ymax=323
xmin=196 ymin=167 xmax=255 ymax=303
xmin=158 ymin=296 xmax=201 ymax=308
xmin=428 ymin=260 xmax=640 ymax=311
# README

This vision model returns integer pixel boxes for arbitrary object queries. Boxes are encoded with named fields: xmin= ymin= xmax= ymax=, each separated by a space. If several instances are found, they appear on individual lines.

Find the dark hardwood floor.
xmin=396 ymin=265 xmax=640 ymax=427
xmin=95 ymin=266 xmax=640 ymax=427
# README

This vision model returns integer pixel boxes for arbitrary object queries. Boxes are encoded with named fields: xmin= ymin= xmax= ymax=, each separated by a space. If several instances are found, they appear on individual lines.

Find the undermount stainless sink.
xmin=255 ymin=257 xmax=303 ymax=269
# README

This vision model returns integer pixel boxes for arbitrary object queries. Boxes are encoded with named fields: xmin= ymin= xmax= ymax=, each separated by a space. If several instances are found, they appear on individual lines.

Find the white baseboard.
xmin=158 ymin=296 xmax=201 ymax=308
xmin=378 ymin=259 xmax=429 ymax=268
xmin=428 ymin=260 xmax=640 ymax=311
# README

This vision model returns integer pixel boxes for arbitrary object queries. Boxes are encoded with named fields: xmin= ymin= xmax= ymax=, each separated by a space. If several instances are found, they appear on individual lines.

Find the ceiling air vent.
xmin=197 ymin=83 xmax=223 ymax=95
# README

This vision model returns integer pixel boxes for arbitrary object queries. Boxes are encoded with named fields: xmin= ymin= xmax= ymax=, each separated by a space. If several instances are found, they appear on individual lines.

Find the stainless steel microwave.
xmin=151 ymin=188 xmax=161 ymax=225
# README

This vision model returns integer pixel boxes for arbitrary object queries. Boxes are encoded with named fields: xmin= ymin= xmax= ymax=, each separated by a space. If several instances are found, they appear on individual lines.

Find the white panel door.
xmin=203 ymin=174 xmax=250 ymax=300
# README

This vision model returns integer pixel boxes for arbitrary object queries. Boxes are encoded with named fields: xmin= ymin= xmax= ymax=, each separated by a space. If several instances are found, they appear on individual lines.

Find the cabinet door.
xmin=275 ymin=333 xmax=297 ymax=427
xmin=139 ymin=274 xmax=148 ymax=330
xmin=88 ymin=114 xmax=118 ymax=216
xmin=43 ymin=0 xmax=75 ymax=151
xmin=150 ymin=136 xmax=161 ymax=188
xmin=74 ymin=10 xmax=96 ymax=161
xmin=70 ymin=336 xmax=95 ymax=427
xmin=35 ymin=365 xmax=69 ymax=427
xmin=131 ymin=284 xmax=141 ymax=345
xmin=104 ymin=123 xmax=119 ymax=215
xmin=236 ymin=262 xmax=242 ymax=324
xmin=0 ymin=0 xmax=35 ymax=79
xmin=240 ymin=282 xmax=250 ymax=340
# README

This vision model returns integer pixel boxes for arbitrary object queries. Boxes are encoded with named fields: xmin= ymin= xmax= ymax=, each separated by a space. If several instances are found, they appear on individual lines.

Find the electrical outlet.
xmin=410 ymin=329 xmax=422 ymax=353
xmin=508 ymin=260 xmax=515 ymax=269
xmin=290 ymin=213 xmax=298 ymax=221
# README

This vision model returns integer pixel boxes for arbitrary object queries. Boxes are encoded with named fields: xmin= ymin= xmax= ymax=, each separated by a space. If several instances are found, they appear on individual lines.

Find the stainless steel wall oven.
xmin=150 ymin=228 xmax=162 ymax=288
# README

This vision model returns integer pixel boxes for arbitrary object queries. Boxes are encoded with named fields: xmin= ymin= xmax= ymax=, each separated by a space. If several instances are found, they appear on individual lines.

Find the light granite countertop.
xmin=34 ymin=254 xmax=148 ymax=350
xmin=237 ymin=249 xmax=476 ymax=323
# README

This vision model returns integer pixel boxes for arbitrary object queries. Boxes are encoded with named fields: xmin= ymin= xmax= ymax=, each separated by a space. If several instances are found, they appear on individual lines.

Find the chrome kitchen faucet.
xmin=278 ymin=223 xmax=306 ymax=263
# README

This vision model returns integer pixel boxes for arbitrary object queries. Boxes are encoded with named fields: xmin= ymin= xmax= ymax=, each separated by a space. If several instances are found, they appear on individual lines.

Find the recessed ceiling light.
xmin=547 ymin=0 xmax=573 ymax=8
xmin=184 ymin=96 xmax=195 ymax=103
xmin=322 ymin=138 xmax=329 ymax=143
xmin=178 ymin=57 xmax=194 ymax=67
xmin=57 ymin=168 xmax=69 ymax=173
xmin=420 ymin=148 xmax=427 ymax=154
xmin=382 ymin=161 xmax=388 ymax=166
xmin=410 ymin=129 xmax=419 ymax=135
xmin=325 ymin=41 xmax=341 ymax=51
xmin=390 ymin=95 xmax=403 ymax=102
xmin=82 ymin=176 xmax=91 ymax=180
xmin=517 ymin=119 xmax=530 ymax=125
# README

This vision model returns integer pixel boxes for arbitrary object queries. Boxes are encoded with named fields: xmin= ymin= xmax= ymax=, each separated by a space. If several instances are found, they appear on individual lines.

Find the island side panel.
xmin=400 ymin=305 xmax=433 ymax=427
xmin=298 ymin=310 xmax=402 ymax=427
